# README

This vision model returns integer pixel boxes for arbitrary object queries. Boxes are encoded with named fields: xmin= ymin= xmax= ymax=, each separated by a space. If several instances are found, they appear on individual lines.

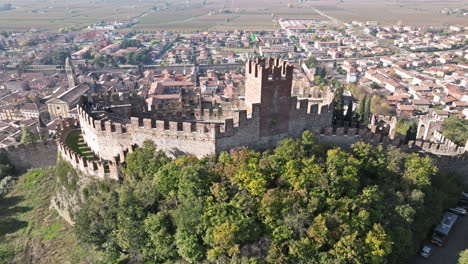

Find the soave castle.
xmin=56 ymin=58 xmax=335 ymax=179
xmin=55 ymin=57 xmax=468 ymax=181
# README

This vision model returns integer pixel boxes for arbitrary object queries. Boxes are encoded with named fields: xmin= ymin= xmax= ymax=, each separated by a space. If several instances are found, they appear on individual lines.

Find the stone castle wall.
xmin=314 ymin=126 xmax=404 ymax=150
xmin=78 ymin=106 xmax=218 ymax=160
xmin=408 ymin=139 xmax=466 ymax=156
xmin=78 ymin=97 xmax=334 ymax=161
xmin=76 ymin=58 xmax=334 ymax=161
xmin=0 ymin=141 xmax=57 ymax=173
xmin=65 ymin=57 xmax=466 ymax=181
xmin=56 ymin=119 xmax=122 ymax=180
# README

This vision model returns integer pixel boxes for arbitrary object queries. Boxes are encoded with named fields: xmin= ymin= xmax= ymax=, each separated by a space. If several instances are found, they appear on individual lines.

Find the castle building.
xmin=58 ymin=58 xmax=334 ymax=179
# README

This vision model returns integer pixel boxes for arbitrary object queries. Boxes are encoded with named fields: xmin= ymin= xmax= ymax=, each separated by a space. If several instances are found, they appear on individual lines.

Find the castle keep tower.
xmin=65 ymin=56 xmax=77 ymax=88
xmin=245 ymin=57 xmax=294 ymax=137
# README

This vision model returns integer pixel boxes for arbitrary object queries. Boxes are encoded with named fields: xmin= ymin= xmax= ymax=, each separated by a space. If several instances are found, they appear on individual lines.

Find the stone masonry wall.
xmin=78 ymin=106 xmax=218 ymax=160
xmin=77 ymin=58 xmax=334 ymax=161
xmin=0 ymin=141 xmax=57 ymax=173
xmin=56 ymin=119 xmax=121 ymax=180
xmin=78 ymin=96 xmax=334 ymax=161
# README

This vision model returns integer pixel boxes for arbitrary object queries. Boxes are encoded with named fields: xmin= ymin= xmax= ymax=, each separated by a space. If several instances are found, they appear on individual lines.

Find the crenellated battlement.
xmin=408 ymin=139 xmax=466 ymax=156
xmin=246 ymin=57 xmax=294 ymax=82
xmin=56 ymin=119 xmax=120 ymax=180
xmin=78 ymin=104 xmax=223 ymax=138
xmin=193 ymin=107 xmax=224 ymax=121
xmin=80 ymin=91 xmax=141 ymax=106
xmin=72 ymin=57 xmax=335 ymax=166
xmin=314 ymin=125 xmax=404 ymax=149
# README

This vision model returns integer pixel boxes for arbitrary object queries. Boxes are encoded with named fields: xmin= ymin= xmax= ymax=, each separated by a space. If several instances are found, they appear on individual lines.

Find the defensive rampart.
xmin=314 ymin=125 xmax=404 ymax=150
xmin=56 ymin=119 xmax=128 ymax=180
xmin=0 ymin=141 xmax=57 ymax=173
xmin=407 ymin=139 xmax=466 ymax=156
xmin=77 ymin=97 xmax=334 ymax=161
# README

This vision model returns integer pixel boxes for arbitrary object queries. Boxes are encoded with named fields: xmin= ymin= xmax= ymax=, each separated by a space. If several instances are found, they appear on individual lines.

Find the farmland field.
xmin=0 ymin=0 xmax=466 ymax=32
xmin=0 ymin=0 xmax=152 ymax=31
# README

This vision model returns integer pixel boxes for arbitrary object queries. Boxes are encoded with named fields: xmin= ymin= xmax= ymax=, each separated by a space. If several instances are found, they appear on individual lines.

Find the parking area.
xmin=411 ymin=213 xmax=468 ymax=264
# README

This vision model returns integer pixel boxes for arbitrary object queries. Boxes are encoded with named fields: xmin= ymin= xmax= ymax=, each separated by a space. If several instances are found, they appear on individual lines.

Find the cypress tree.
xmin=345 ymin=99 xmax=353 ymax=122
xmin=320 ymin=67 xmax=327 ymax=78
xmin=333 ymin=84 xmax=345 ymax=123
xmin=20 ymin=126 xmax=36 ymax=144
xmin=357 ymin=95 xmax=367 ymax=124
xmin=364 ymin=96 xmax=372 ymax=124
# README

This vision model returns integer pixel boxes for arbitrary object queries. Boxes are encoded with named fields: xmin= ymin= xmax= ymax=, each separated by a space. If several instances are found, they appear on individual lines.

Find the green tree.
xmin=317 ymin=67 xmax=327 ymax=78
xmin=442 ymin=116 xmax=468 ymax=146
xmin=225 ymin=148 xmax=269 ymax=197
xmin=74 ymin=187 xmax=119 ymax=249
xmin=91 ymin=55 xmax=105 ymax=67
xmin=144 ymin=212 xmax=177 ymax=262
xmin=207 ymin=221 xmax=240 ymax=260
xmin=345 ymin=99 xmax=353 ymax=122
xmin=459 ymin=249 xmax=468 ymax=264
xmin=325 ymin=148 xmax=360 ymax=197
xmin=331 ymin=232 xmax=365 ymax=264
xmin=124 ymin=141 xmax=170 ymax=183
xmin=396 ymin=118 xmax=417 ymax=141
xmin=333 ymin=84 xmax=345 ymax=122
xmin=0 ymin=153 xmax=14 ymax=180
xmin=175 ymin=230 xmax=204 ymax=263
xmin=120 ymin=39 xmax=143 ymax=49
xmin=364 ymin=224 xmax=393 ymax=263
xmin=356 ymin=95 xmax=367 ymax=123
xmin=72 ymin=131 xmax=460 ymax=263
xmin=40 ymin=49 xmax=72 ymax=65
xmin=20 ymin=126 xmax=37 ymax=144
xmin=154 ymin=161 xmax=180 ymax=197
xmin=305 ymin=56 xmax=318 ymax=68
xmin=364 ymin=96 xmax=371 ymax=124
xmin=403 ymin=154 xmax=437 ymax=189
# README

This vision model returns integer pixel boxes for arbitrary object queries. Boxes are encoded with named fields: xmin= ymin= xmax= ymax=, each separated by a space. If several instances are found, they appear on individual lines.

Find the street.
xmin=411 ymin=213 xmax=468 ymax=264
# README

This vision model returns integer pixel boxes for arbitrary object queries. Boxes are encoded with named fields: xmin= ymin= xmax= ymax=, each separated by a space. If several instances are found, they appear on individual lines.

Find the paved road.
xmin=411 ymin=213 xmax=468 ymax=264
xmin=311 ymin=7 xmax=341 ymax=26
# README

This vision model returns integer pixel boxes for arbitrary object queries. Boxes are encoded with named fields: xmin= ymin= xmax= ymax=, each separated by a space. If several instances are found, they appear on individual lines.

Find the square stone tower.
xmin=245 ymin=57 xmax=294 ymax=137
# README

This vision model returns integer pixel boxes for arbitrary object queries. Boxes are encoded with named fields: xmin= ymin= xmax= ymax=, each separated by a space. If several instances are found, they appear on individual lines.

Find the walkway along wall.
xmin=56 ymin=119 xmax=130 ymax=181
xmin=77 ymin=99 xmax=334 ymax=161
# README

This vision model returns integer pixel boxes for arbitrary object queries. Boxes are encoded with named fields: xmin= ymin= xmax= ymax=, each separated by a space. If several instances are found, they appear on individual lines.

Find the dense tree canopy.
xmin=0 ymin=153 xmax=14 ymax=181
xmin=120 ymin=39 xmax=143 ymax=49
xmin=40 ymin=49 xmax=74 ymax=65
xmin=20 ymin=126 xmax=37 ymax=144
xmin=75 ymin=133 xmax=462 ymax=263
xmin=442 ymin=115 xmax=468 ymax=146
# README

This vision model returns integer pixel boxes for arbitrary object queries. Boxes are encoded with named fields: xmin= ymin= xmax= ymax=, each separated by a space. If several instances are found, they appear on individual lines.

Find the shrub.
xmin=0 ymin=176 xmax=15 ymax=197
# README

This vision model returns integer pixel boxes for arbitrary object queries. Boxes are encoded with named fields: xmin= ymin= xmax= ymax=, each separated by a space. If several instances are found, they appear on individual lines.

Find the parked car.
xmin=449 ymin=207 xmax=467 ymax=216
xmin=461 ymin=192 xmax=468 ymax=199
xmin=420 ymin=245 xmax=433 ymax=258
xmin=431 ymin=233 xmax=444 ymax=247
xmin=459 ymin=199 xmax=468 ymax=206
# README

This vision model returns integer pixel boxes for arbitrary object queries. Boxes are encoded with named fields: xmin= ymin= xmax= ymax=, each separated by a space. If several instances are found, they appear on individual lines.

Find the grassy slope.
xmin=0 ymin=169 xmax=106 ymax=264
